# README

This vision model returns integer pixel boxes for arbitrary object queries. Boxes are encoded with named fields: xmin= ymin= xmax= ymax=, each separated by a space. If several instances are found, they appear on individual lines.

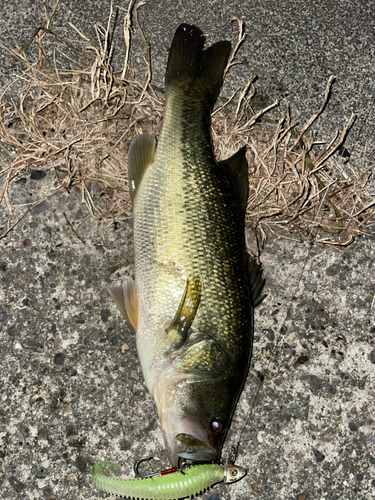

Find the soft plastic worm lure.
xmin=91 ymin=461 xmax=246 ymax=500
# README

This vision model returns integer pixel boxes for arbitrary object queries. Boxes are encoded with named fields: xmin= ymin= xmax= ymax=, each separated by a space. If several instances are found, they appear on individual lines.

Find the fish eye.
xmin=210 ymin=416 xmax=227 ymax=434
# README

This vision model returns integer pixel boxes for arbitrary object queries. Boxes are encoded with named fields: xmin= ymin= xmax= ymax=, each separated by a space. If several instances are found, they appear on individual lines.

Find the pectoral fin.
xmin=108 ymin=278 xmax=138 ymax=330
xmin=166 ymin=276 xmax=202 ymax=344
xmin=127 ymin=133 xmax=156 ymax=203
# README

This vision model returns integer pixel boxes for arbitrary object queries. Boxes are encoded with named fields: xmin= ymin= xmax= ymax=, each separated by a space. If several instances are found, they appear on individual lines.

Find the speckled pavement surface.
xmin=1 ymin=1 xmax=375 ymax=500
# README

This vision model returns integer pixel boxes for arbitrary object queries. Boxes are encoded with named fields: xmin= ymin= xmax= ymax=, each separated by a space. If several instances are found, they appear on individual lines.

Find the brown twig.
xmin=290 ymin=75 xmax=335 ymax=150
xmin=63 ymin=212 xmax=86 ymax=244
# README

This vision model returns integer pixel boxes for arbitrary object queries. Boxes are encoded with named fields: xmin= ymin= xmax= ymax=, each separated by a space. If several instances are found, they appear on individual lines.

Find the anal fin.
xmin=127 ymin=133 xmax=156 ymax=204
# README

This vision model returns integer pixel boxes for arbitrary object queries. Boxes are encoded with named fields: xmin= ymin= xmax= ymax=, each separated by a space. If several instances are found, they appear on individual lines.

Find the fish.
xmin=109 ymin=23 xmax=265 ymax=467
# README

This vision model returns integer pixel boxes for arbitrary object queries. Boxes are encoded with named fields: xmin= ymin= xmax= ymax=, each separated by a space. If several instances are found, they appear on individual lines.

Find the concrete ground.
xmin=0 ymin=1 xmax=374 ymax=500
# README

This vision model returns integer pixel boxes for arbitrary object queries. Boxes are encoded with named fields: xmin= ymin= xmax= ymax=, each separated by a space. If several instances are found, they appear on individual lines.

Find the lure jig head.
xmin=223 ymin=464 xmax=247 ymax=483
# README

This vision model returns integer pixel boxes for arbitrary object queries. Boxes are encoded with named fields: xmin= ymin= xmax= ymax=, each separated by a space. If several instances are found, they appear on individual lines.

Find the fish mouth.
xmin=174 ymin=433 xmax=219 ymax=462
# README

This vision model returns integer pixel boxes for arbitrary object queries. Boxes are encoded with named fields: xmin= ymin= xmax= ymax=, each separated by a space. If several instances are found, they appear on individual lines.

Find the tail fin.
xmin=165 ymin=24 xmax=231 ymax=107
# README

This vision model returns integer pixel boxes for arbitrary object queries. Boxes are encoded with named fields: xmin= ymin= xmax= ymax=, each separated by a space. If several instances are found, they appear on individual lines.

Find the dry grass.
xmin=0 ymin=1 xmax=374 ymax=249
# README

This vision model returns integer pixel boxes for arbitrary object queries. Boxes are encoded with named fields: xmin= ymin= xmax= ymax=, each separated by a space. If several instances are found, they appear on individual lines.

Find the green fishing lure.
xmin=91 ymin=461 xmax=246 ymax=500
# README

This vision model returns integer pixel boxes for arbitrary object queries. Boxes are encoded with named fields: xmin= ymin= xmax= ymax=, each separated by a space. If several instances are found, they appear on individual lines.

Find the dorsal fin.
xmin=127 ymin=133 xmax=156 ymax=204
xmin=247 ymin=253 xmax=267 ymax=308
xmin=218 ymin=146 xmax=249 ymax=219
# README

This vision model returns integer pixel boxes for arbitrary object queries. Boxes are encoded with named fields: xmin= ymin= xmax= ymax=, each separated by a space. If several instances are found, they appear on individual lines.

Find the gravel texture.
xmin=1 ymin=1 xmax=375 ymax=500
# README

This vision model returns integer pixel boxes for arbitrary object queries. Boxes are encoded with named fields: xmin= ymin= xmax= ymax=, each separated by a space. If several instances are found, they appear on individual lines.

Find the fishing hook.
xmin=133 ymin=456 xmax=160 ymax=478
xmin=133 ymin=456 xmax=188 ymax=478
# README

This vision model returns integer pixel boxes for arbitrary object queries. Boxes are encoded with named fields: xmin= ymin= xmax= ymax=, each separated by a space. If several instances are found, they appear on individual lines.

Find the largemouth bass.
xmin=109 ymin=24 xmax=265 ymax=467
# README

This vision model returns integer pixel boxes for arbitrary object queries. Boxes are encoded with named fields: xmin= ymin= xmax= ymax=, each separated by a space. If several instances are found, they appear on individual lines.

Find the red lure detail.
xmin=160 ymin=467 xmax=178 ymax=476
